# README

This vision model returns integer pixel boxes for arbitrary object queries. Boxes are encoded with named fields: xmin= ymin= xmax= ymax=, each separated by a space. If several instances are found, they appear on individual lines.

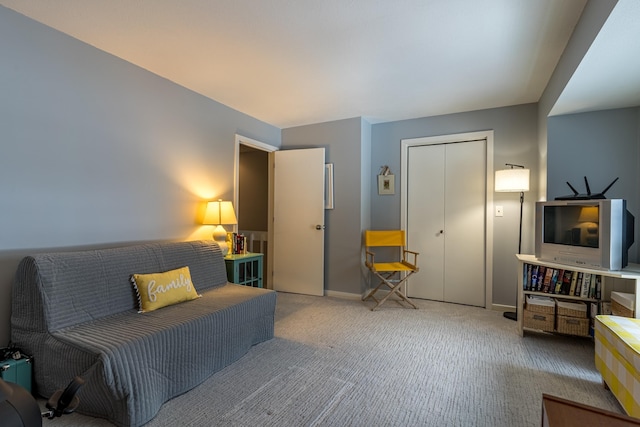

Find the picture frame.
xmin=378 ymin=174 xmax=395 ymax=195
xmin=325 ymin=163 xmax=334 ymax=209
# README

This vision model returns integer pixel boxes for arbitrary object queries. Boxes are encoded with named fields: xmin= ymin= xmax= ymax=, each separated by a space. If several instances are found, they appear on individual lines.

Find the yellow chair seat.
xmin=371 ymin=262 xmax=415 ymax=272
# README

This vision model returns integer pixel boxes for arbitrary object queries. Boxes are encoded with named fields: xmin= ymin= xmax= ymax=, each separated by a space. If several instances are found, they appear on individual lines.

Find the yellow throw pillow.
xmin=130 ymin=266 xmax=200 ymax=313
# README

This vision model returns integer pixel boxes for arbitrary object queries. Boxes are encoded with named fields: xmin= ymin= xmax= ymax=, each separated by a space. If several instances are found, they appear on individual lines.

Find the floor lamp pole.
xmin=518 ymin=191 xmax=524 ymax=254
xmin=503 ymin=190 xmax=524 ymax=321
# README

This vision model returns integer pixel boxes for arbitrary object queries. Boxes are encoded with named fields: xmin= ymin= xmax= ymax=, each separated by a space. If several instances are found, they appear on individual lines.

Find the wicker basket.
xmin=556 ymin=300 xmax=587 ymax=318
xmin=612 ymin=299 xmax=634 ymax=318
xmin=525 ymin=296 xmax=555 ymax=315
xmin=523 ymin=309 xmax=554 ymax=332
xmin=556 ymin=315 xmax=590 ymax=336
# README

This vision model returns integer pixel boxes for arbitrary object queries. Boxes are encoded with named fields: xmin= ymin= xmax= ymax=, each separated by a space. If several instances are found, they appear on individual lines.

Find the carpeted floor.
xmin=43 ymin=292 xmax=623 ymax=426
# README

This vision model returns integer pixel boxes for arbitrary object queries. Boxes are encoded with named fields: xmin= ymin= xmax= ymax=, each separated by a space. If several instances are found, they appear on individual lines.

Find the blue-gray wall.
xmin=548 ymin=107 xmax=640 ymax=263
xmin=282 ymin=118 xmax=372 ymax=295
xmin=371 ymin=104 xmax=539 ymax=308
xmin=0 ymin=6 xmax=281 ymax=345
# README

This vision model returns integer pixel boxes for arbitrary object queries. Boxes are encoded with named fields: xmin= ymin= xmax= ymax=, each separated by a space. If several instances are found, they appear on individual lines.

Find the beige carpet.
xmin=43 ymin=293 xmax=623 ymax=426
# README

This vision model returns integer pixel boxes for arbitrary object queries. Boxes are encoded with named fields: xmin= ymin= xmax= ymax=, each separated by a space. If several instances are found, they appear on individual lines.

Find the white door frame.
xmin=400 ymin=130 xmax=495 ymax=309
xmin=234 ymin=134 xmax=278 ymax=289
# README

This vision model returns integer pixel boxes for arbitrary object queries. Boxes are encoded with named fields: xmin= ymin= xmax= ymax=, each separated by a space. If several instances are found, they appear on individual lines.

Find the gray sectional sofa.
xmin=10 ymin=240 xmax=276 ymax=427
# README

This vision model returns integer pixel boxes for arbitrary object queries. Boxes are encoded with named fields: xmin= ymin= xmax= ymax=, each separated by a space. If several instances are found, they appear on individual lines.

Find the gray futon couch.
xmin=10 ymin=240 xmax=276 ymax=426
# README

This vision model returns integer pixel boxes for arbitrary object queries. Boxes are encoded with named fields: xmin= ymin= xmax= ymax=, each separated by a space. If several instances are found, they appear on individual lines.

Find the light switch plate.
xmin=495 ymin=206 xmax=504 ymax=217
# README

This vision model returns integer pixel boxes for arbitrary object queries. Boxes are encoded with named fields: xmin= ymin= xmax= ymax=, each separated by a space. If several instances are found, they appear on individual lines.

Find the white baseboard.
xmin=492 ymin=303 xmax=515 ymax=313
xmin=326 ymin=290 xmax=515 ymax=312
xmin=325 ymin=290 xmax=362 ymax=300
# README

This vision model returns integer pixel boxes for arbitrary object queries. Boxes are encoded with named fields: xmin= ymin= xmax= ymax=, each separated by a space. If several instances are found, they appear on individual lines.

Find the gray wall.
xmin=0 ymin=6 xmax=281 ymax=346
xmin=282 ymin=118 xmax=371 ymax=295
xmin=371 ymin=104 xmax=539 ymax=308
xmin=548 ymin=107 xmax=640 ymax=263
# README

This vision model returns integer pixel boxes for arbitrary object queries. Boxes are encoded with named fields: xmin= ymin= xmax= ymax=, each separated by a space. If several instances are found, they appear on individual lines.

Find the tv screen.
xmin=543 ymin=205 xmax=599 ymax=248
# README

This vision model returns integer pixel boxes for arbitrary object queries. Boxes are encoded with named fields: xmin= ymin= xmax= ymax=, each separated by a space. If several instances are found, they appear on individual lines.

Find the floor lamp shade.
xmin=203 ymin=200 xmax=237 ymax=255
xmin=495 ymin=168 xmax=530 ymax=193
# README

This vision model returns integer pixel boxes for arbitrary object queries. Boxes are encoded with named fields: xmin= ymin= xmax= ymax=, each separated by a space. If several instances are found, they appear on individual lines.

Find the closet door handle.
xmin=439 ymin=230 xmax=444 ymax=234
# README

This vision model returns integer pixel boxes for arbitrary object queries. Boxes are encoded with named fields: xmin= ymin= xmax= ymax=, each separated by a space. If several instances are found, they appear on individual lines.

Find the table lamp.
xmin=203 ymin=199 xmax=237 ymax=255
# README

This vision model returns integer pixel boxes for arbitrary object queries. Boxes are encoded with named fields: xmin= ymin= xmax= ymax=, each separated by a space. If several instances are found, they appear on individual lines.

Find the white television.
xmin=535 ymin=199 xmax=634 ymax=271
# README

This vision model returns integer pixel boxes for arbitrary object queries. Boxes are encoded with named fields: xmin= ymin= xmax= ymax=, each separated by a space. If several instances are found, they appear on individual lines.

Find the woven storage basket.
xmin=612 ymin=299 xmax=634 ymax=318
xmin=525 ymin=296 xmax=555 ymax=315
xmin=523 ymin=309 xmax=554 ymax=332
xmin=556 ymin=315 xmax=590 ymax=336
xmin=611 ymin=292 xmax=635 ymax=318
xmin=556 ymin=300 xmax=587 ymax=318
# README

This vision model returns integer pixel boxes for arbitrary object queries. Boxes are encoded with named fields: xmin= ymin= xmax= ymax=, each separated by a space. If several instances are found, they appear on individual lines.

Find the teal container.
xmin=1 ymin=356 xmax=32 ymax=393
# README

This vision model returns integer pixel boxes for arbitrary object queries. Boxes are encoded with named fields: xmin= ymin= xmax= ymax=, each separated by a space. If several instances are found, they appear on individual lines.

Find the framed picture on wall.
xmin=325 ymin=163 xmax=334 ymax=209
xmin=378 ymin=174 xmax=395 ymax=195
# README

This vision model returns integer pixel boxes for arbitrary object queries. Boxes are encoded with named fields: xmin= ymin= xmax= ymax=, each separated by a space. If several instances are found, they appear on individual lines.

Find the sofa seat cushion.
xmin=45 ymin=283 xmax=276 ymax=427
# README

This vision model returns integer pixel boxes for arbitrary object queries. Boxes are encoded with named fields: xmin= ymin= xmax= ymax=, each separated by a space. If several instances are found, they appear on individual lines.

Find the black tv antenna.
xmin=555 ymin=176 xmax=619 ymax=200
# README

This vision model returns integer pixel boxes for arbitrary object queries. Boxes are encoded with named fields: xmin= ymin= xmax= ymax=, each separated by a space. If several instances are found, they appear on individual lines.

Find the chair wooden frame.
xmin=362 ymin=230 xmax=419 ymax=311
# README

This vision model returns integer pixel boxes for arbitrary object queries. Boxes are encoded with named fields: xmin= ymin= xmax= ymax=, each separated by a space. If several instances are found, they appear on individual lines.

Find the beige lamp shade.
xmin=203 ymin=200 xmax=237 ymax=225
xmin=495 ymin=168 xmax=530 ymax=192
xmin=202 ymin=200 xmax=237 ymax=255
xmin=578 ymin=206 xmax=599 ymax=223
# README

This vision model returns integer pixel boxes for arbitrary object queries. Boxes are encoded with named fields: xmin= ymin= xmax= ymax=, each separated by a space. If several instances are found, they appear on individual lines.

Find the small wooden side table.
xmin=542 ymin=393 xmax=640 ymax=426
xmin=224 ymin=253 xmax=263 ymax=288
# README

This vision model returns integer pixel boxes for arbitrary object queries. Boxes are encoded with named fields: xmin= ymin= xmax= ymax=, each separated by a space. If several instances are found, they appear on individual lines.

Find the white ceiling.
xmin=2 ymin=0 xmax=634 ymax=129
xmin=550 ymin=0 xmax=640 ymax=116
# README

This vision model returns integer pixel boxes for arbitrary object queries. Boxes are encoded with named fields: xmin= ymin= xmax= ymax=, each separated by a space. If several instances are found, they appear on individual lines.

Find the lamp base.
xmin=503 ymin=311 xmax=517 ymax=321
xmin=212 ymin=225 xmax=229 ymax=256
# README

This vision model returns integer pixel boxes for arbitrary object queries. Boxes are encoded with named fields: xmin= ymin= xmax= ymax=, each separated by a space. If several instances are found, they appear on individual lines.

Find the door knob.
xmin=316 ymin=225 xmax=325 ymax=230
xmin=439 ymin=230 xmax=444 ymax=234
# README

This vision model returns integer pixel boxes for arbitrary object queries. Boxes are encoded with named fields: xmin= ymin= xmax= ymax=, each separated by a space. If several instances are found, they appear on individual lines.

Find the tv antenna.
xmin=555 ymin=176 xmax=619 ymax=200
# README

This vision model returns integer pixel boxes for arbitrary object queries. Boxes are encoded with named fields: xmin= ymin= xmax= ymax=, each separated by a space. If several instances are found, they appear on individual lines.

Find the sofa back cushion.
xmin=12 ymin=240 xmax=227 ymax=332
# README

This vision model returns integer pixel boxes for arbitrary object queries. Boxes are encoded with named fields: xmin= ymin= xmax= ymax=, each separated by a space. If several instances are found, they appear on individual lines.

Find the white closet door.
xmin=407 ymin=144 xmax=445 ymax=301
xmin=443 ymin=140 xmax=486 ymax=306
xmin=407 ymin=140 xmax=486 ymax=307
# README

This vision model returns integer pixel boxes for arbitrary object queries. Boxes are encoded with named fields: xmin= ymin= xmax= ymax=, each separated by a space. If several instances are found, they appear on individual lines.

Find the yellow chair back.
xmin=364 ymin=230 xmax=406 ymax=248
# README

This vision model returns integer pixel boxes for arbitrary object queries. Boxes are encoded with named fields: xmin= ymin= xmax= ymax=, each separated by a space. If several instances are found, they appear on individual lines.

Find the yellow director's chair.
xmin=362 ymin=230 xmax=419 ymax=311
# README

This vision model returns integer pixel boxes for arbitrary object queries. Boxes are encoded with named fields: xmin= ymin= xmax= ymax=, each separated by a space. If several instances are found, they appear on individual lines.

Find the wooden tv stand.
xmin=516 ymin=254 xmax=640 ymax=337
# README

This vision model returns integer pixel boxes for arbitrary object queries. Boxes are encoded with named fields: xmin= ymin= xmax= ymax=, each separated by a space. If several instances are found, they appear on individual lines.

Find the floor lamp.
xmin=495 ymin=164 xmax=530 ymax=321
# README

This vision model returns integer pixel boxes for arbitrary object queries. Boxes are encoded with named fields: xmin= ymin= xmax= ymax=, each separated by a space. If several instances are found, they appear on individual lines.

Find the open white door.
xmin=272 ymin=148 xmax=325 ymax=296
